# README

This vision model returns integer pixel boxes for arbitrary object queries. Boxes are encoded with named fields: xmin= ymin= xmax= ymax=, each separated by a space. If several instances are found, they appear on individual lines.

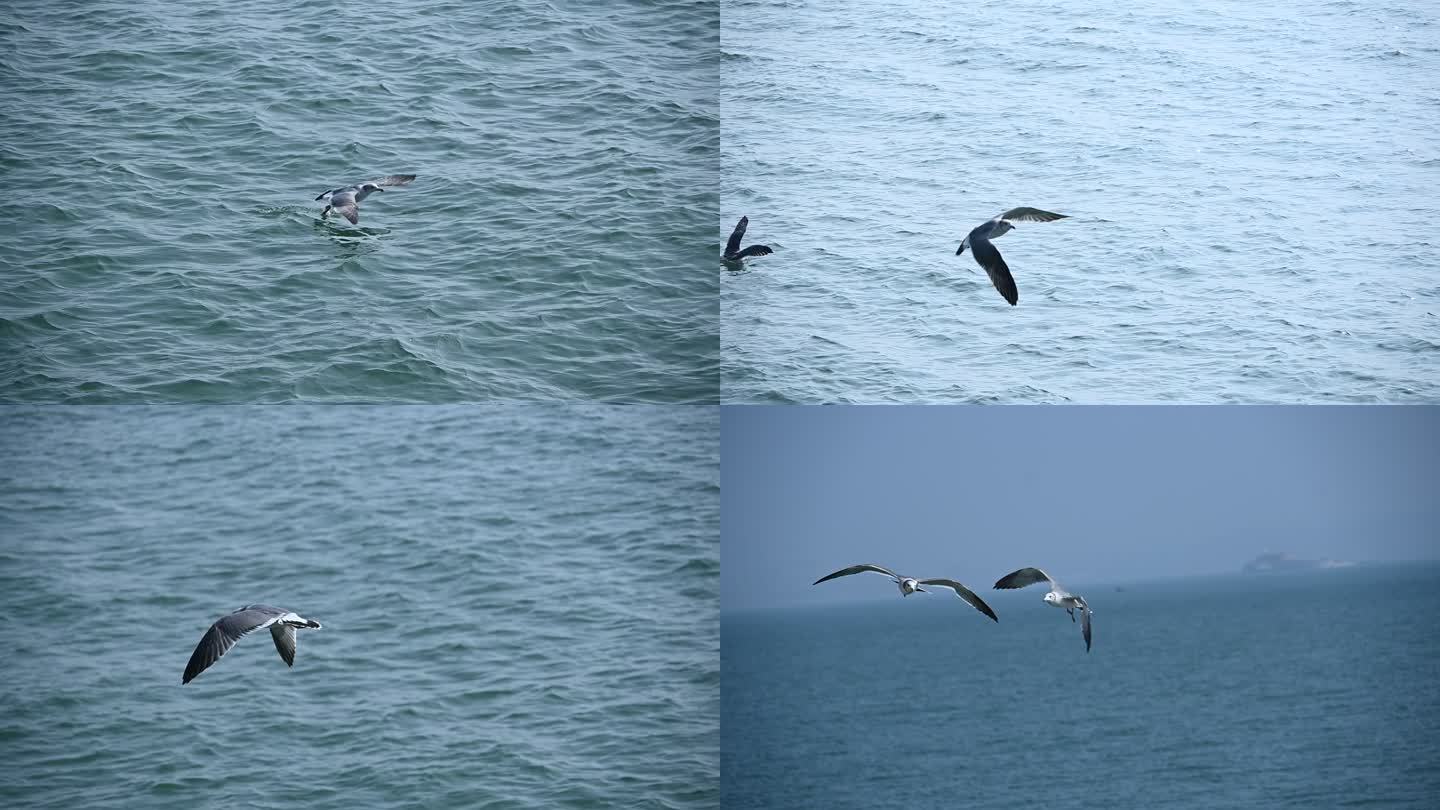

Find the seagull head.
xmin=362 ymin=183 xmax=383 ymax=193
xmin=1043 ymin=592 xmax=1058 ymax=605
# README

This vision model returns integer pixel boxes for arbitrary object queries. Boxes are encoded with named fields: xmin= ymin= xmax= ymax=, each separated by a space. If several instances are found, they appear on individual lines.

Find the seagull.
xmin=315 ymin=174 xmax=416 ymax=224
xmin=955 ymin=207 xmax=1069 ymax=305
xmin=182 ymin=604 xmax=323 ymax=684
xmin=723 ymin=216 xmax=774 ymax=262
xmin=993 ymin=567 xmax=1091 ymax=651
xmin=813 ymin=563 xmax=998 ymax=621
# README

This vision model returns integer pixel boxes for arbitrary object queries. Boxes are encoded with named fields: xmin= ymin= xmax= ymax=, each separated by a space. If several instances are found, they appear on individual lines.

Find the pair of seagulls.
xmin=813 ymin=564 xmax=1092 ymax=651
xmin=724 ymin=207 xmax=1069 ymax=306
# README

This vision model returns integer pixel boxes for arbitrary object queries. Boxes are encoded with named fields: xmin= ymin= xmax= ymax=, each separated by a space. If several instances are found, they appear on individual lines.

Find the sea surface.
xmin=0 ymin=405 xmax=719 ymax=809
xmin=721 ymin=0 xmax=1440 ymax=402
xmin=0 ymin=0 xmax=718 ymax=402
xmin=722 ymin=564 xmax=1440 ymax=808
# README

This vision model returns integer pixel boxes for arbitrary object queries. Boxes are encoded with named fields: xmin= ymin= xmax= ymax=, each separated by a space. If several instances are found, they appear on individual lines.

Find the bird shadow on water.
xmin=254 ymin=206 xmax=390 ymax=240
xmin=327 ymin=236 xmax=385 ymax=265
xmin=312 ymin=218 xmax=390 ymax=240
xmin=254 ymin=205 xmax=308 ymax=218
xmin=311 ymin=219 xmax=390 ymax=267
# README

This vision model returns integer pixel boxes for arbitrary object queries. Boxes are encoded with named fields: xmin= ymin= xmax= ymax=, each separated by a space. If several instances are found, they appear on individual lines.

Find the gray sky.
xmin=722 ymin=406 xmax=1439 ymax=611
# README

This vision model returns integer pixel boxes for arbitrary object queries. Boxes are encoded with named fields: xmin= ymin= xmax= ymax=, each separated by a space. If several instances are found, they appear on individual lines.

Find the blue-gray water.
xmin=722 ymin=565 xmax=1440 ymax=808
xmin=0 ymin=0 xmax=718 ymax=402
xmin=721 ymin=0 xmax=1440 ymax=403
xmin=0 ymin=405 xmax=718 ymax=809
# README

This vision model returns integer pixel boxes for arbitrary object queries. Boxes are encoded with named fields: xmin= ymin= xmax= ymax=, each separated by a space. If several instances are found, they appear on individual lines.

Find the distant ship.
xmin=1243 ymin=551 xmax=1355 ymax=573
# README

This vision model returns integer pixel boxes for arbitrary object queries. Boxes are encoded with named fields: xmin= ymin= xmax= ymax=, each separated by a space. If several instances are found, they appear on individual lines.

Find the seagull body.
xmin=183 ymin=604 xmax=322 ymax=684
xmin=316 ymin=174 xmax=416 ymax=224
xmin=956 ymin=207 xmax=1069 ymax=305
xmin=993 ymin=567 xmax=1090 ymax=651
xmin=813 ymin=563 xmax=998 ymax=621
xmin=723 ymin=216 xmax=773 ymax=262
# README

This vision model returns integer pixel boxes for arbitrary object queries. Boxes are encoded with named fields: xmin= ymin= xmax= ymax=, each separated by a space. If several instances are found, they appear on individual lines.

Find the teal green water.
xmin=1 ymin=0 xmax=718 ymax=402
xmin=723 ymin=565 xmax=1440 ymax=808
xmin=0 ymin=406 xmax=719 ymax=808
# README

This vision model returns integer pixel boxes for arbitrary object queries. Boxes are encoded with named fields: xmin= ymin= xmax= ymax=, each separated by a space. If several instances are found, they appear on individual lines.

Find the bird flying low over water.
xmin=993 ymin=567 xmax=1091 ymax=651
xmin=183 ymin=605 xmax=322 ymax=684
xmin=316 ymin=174 xmax=416 ymax=224
xmin=724 ymin=216 xmax=774 ymax=262
xmin=956 ymin=207 xmax=1069 ymax=306
xmin=813 ymin=563 xmax=998 ymax=621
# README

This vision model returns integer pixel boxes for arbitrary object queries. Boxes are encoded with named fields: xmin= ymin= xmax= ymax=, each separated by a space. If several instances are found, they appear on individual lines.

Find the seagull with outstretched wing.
xmin=724 ymin=216 xmax=774 ymax=262
xmin=316 ymin=174 xmax=417 ymax=224
xmin=182 ymin=604 xmax=323 ymax=684
xmin=956 ymin=207 xmax=1069 ymax=305
xmin=993 ymin=567 xmax=1091 ymax=651
xmin=814 ymin=563 xmax=998 ymax=621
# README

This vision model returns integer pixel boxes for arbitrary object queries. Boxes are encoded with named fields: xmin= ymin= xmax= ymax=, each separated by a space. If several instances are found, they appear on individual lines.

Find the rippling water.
xmin=0 ymin=405 xmax=719 ymax=808
xmin=723 ymin=565 xmax=1440 ymax=808
xmin=0 ymin=0 xmax=718 ymax=402
xmin=721 ymin=0 xmax=1440 ymax=402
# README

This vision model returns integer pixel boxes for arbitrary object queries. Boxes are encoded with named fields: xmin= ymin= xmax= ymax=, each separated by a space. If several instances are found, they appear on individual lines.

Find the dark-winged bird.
xmin=956 ymin=207 xmax=1069 ymax=305
xmin=813 ymin=563 xmax=998 ymax=622
xmin=993 ymin=567 xmax=1091 ymax=651
xmin=316 ymin=174 xmax=417 ymax=224
xmin=724 ymin=216 xmax=774 ymax=262
xmin=182 ymin=604 xmax=323 ymax=684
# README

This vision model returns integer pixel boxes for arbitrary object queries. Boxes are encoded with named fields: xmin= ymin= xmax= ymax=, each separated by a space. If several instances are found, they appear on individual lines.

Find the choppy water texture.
xmin=0 ymin=0 xmax=718 ymax=402
xmin=723 ymin=565 xmax=1440 ymax=808
xmin=0 ymin=406 xmax=718 ymax=809
xmin=721 ymin=0 xmax=1440 ymax=402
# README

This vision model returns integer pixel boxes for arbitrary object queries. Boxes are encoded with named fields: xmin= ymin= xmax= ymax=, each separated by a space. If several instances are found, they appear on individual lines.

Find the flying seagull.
xmin=813 ymin=563 xmax=998 ymax=621
xmin=723 ymin=216 xmax=774 ymax=262
xmin=316 ymin=174 xmax=416 ymax=224
xmin=182 ymin=604 xmax=322 ymax=684
xmin=993 ymin=567 xmax=1091 ymax=651
xmin=955 ymin=207 xmax=1069 ymax=305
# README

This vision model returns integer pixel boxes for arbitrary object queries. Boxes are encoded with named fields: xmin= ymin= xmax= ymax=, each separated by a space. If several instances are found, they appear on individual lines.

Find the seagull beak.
xmin=956 ymin=245 xmax=965 ymax=255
